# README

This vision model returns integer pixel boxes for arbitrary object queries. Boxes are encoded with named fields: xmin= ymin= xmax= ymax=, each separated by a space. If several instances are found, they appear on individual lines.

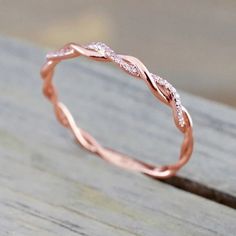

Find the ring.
xmin=40 ymin=42 xmax=194 ymax=179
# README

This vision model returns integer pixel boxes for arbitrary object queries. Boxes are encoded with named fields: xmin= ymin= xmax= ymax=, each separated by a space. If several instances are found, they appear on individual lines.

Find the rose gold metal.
xmin=40 ymin=42 xmax=194 ymax=179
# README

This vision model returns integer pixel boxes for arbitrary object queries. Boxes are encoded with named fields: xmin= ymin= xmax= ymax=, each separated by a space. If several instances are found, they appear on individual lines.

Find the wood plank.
xmin=1 ymin=144 xmax=236 ymax=236
xmin=1 ymin=36 xmax=235 ymax=200
xmin=0 ymin=37 xmax=236 ymax=235
xmin=0 ymin=186 xmax=133 ymax=236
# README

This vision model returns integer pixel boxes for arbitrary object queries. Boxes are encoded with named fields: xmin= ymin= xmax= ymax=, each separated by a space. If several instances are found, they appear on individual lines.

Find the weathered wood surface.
xmin=0 ymin=37 xmax=236 ymax=235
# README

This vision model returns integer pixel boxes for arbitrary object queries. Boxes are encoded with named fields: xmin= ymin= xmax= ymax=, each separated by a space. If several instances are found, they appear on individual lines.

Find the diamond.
xmin=175 ymin=93 xmax=180 ymax=100
xmin=165 ymin=83 xmax=172 ymax=90
xmin=122 ymin=63 xmax=129 ymax=71
xmin=176 ymin=100 xmax=181 ymax=106
xmin=130 ymin=65 xmax=139 ymax=75
xmin=105 ymin=49 xmax=114 ymax=57
xmin=156 ymin=76 xmax=162 ymax=83
xmin=160 ymin=79 xmax=166 ymax=86
xmin=114 ymin=56 xmax=122 ymax=64
xmin=171 ymin=87 xmax=176 ymax=94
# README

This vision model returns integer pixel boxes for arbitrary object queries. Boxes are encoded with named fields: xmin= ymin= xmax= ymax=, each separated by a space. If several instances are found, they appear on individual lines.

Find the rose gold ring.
xmin=40 ymin=42 xmax=194 ymax=179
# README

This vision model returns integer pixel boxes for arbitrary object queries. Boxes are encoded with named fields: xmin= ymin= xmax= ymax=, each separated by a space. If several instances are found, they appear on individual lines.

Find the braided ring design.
xmin=40 ymin=42 xmax=194 ymax=179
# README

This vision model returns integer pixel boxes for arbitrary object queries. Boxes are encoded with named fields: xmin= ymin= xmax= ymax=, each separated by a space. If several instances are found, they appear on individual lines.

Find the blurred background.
xmin=0 ymin=0 xmax=235 ymax=107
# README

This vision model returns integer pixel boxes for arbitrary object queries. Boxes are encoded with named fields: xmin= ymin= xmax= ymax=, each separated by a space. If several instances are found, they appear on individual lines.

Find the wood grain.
xmin=0 ymin=37 xmax=236 ymax=235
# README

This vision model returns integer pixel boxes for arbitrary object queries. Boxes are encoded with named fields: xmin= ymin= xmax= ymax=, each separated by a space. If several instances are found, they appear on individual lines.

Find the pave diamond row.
xmin=86 ymin=42 xmax=140 ymax=76
xmin=151 ymin=74 xmax=184 ymax=127
xmin=86 ymin=42 xmax=185 ymax=127
xmin=46 ymin=47 xmax=73 ymax=59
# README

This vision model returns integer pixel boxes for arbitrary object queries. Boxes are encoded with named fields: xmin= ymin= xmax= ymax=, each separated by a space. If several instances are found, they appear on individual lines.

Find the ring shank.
xmin=41 ymin=44 xmax=193 ymax=179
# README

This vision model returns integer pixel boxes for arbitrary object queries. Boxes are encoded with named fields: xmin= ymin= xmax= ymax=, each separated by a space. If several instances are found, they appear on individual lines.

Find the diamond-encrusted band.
xmin=41 ymin=42 xmax=194 ymax=179
xmin=86 ymin=42 xmax=185 ymax=127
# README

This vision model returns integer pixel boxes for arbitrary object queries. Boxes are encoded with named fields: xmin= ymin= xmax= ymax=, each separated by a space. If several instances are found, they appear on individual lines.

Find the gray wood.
xmin=1 ymin=37 xmax=236 ymax=199
xmin=0 ymin=36 xmax=236 ymax=235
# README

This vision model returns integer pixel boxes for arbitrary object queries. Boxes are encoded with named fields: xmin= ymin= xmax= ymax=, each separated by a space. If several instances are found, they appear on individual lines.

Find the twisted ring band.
xmin=40 ymin=42 xmax=194 ymax=179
